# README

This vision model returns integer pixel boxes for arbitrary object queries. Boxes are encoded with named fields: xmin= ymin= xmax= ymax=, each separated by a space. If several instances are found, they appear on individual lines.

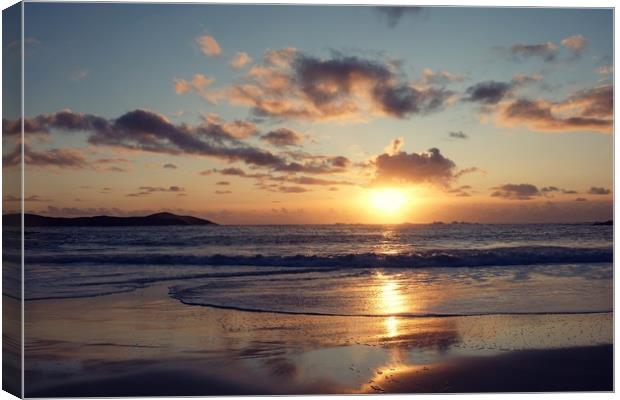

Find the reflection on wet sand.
xmin=24 ymin=282 xmax=613 ymax=396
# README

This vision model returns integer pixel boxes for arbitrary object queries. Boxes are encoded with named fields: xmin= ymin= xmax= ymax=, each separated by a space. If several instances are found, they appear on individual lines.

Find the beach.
xmin=17 ymin=223 xmax=613 ymax=395
xmin=24 ymin=283 xmax=612 ymax=396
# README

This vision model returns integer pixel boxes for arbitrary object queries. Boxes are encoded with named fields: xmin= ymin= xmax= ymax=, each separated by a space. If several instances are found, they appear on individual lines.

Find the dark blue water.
xmin=15 ymin=224 xmax=613 ymax=316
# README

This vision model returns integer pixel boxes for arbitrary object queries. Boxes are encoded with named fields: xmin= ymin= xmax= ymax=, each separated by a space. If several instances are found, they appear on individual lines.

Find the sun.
xmin=369 ymin=188 xmax=408 ymax=215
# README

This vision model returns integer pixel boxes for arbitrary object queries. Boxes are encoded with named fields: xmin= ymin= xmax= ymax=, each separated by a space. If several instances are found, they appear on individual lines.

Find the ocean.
xmin=15 ymin=223 xmax=613 ymax=316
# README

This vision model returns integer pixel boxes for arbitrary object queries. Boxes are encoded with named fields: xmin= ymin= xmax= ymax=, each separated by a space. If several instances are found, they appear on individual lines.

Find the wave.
xmin=168 ymin=290 xmax=614 ymax=318
xmin=27 ymin=245 xmax=612 ymax=269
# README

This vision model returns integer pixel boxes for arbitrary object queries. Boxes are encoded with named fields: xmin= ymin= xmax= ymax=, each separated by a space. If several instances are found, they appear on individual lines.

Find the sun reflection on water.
xmin=376 ymin=272 xmax=408 ymax=339
xmin=378 ymin=274 xmax=406 ymax=315
xmin=385 ymin=316 xmax=399 ymax=338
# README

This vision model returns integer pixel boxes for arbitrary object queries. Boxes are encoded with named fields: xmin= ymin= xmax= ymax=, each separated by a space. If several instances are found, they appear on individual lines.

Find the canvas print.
xmin=2 ymin=2 xmax=614 ymax=397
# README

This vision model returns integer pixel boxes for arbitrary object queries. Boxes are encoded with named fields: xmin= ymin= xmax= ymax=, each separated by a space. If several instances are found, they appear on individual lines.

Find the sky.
xmin=2 ymin=3 xmax=614 ymax=224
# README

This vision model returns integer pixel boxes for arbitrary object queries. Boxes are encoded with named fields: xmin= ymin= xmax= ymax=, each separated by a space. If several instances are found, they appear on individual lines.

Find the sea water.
xmin=13 ymin=223 xmax=613 ymax=316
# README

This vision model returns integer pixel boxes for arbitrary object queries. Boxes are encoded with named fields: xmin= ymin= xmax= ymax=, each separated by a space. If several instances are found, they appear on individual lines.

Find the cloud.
xmin=464 ymin=81 xmax=514 ymax=105
xmin=3 ymin=144 xmax=89 ymax=169
xmin=464 ymin=74 xmax=540 ymax=105
xmin=163 ymin=163 xmax=178 ymax=169
xmin=277 ymin=186 xmax=309 ymax=193
xmin=509 ymin=42 xmax=558 ymax=62
xmin=446 ymin=185 xmax=473 ymax=197
xmin=588 ymin=187 xmax=611 ymax=195
xmin=448 ymin=131 xmax=468 ymax=140
xmin=3 ymin=194 xmax=51 ymax=202
xmin=371 ymin=144 xmax=457 ymax=186
xmin=2 ymin=109 xmax=109 ymax=136
xmin=540 ymin=186 xmax=579 ymax=197
xmin=491 ymin=183 xmax=541 ymax=200
xmin=195 ymin=35 xmax=222 ymax=56
xmin=374 ymin=6 xmax=422 ymax=28
xmin=215 ymin=190 xmax=232 ymax=194
xmin=260 ymin=128 xmax=304 ymax=147
xmin=561 ymin=35 xmax=587 ymax=57
xmin=420 ymin=68 xmax=466 ymax=85
xmin=126 ymin=186 xmax=186 ymax=197
xmin=596 ymin=66 xmax=613 ymax=75
xmin=9 ymin=109 xmax=352 ymax=175
xmin=383 ymin=137 xmax=404 ymax=155
xmin=495 ymin=84 xmax=612 ymax=133
xmin=216 ymin=167 xmax=247 ymax=176
xmin=200 ymin=113 xmax=258 ymax=139
xmin=215 ymin=181 xmax=230 ymax=185
xmin=174 ymin=74 xmax=215 ymax=98
xmin=176 ymin=49 xmax=454 ymax=122
xmin=511 ymin=73 xmax=543 ymax=84
xmin=454 ymin=166 xmax=481 ymax=179
xmin=212 ymin=166 xmax=353 ymax=188
xmin=270 ymin=175 xmax=353 ymax=186
xmin=231 ymin=51 xmax=253 ymax=69
xmin=70 ymin=68 xmax=89 ymax=81
xmin=575 ymin=197 xmax=587 ymax=202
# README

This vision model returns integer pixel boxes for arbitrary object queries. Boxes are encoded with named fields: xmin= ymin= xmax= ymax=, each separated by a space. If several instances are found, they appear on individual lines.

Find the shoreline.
xmin=22 ymin=284 xmax=614 ymax=395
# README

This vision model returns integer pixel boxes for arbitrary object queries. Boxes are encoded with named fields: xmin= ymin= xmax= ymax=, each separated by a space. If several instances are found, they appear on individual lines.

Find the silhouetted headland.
xmin=593 ymin=220 xmax=613 ymax=226
xmin=3 ymin=212 xmax=217 ymax=227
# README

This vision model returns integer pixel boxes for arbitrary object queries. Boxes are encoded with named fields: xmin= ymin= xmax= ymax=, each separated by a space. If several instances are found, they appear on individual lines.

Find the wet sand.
xmin=23 ymin=284 xmax=613 ymax=396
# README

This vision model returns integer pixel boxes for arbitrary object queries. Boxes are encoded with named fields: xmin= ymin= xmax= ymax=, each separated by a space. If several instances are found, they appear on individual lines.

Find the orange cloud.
xmin=195 ymin=35 xmax=222 ymax=56
xmin=175 ymin=48 xmax=454 ymax=122
xmin=494 ymin=84 xmax=612 ymax=134
xmin=230 ymin=51 xmax=252 ymax=69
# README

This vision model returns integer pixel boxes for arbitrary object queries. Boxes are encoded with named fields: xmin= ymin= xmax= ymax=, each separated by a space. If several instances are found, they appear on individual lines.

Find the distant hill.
xmin=592 ymin=220 xmax=613 ymax=226
xmin=3 ymin=212 xmax=217 ymax=227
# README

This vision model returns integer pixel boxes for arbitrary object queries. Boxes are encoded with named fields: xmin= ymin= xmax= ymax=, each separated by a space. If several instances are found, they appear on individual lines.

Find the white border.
xmin=0 ymin=1 xmax=615 ymax=400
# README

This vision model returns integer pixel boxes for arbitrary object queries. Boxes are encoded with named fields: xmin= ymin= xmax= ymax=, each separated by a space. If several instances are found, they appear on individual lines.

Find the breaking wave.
xmin=27 ymin=245 xmax=612 ymax=269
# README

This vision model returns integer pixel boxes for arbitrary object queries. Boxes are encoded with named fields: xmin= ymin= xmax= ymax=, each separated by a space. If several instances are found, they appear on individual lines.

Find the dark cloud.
xmin=3 ymin=144 xmax=89 ymax=169
xmin=374 ymin=6 xmax=422 ymax=28
xmin=491 ymin=183 xmax=541 ymax=200
xmin=3 ymin=143 xmax=131 ymax=172
xmin=373 ymin=147 xmax=457 ymax=186
xmin=294 ymin=54 xmax=453 ymax=119
xmin=126 ymin=186 xmax=186 ymax=197
xmin=216 ymin=181 xmax=230 ymax=186
xmin=2 ymin=109 xmax=109 ymax=136
xmin=575 ymin=197 xmax=587 ymax=202
xmin=270 ymin=175 xmax=353 ymax=186
xmin=541 ymin=186 xmax=579 ymax=197
xmin=3 ymin=194 xmax=51 ymax=202
xmin=8 ymin=109 xmax=351 ymax=174
xmin=215 ymin=190 xmax=232 ymax=194
xmin=178 ymin=50 xmax=454 ymax=121
xmin=464 ymin=81 xmax=513 ymax=105
xmin=277 ymin=186 xmax=309 ymax=193
xmin=454 ymin=167 xmax=481 ymax=179
xmin=446 ymin=185 xmax=473 ymax=197
xmin=163 ymin=163 xmax=178 ymax=169
xmin=261 ymin=128 xmax=304 ymax=147
xmin=509 ymin=42 xmax=558 ymax=62
xmin=588 ymin=187 xmax=611 ymax=195
xmin=217 ymin=167 xmax=248 ymax=176
xmin=498 ymin=83 xmax=612 ymax=133
xmin=213 ymin=167 xmax=353 ymax=188
xmin=448 ymin=131 xmax=468 ymax=140
xmin=464 ymin=74 xmax=543 ymax=106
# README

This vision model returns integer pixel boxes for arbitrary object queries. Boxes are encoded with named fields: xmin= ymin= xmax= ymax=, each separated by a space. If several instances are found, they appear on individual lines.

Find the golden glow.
xmin=376 ymin=272 xmax=407 ymax=314
xmin=369 ymin=188 xmax=408 ymax=215
xmin=385 ymin=316 xmax=399 ymax=338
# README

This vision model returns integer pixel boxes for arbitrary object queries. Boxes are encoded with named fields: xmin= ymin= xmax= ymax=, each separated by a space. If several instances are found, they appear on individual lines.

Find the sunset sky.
xmin=3 ymin=4 xmax=613 ymax=224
